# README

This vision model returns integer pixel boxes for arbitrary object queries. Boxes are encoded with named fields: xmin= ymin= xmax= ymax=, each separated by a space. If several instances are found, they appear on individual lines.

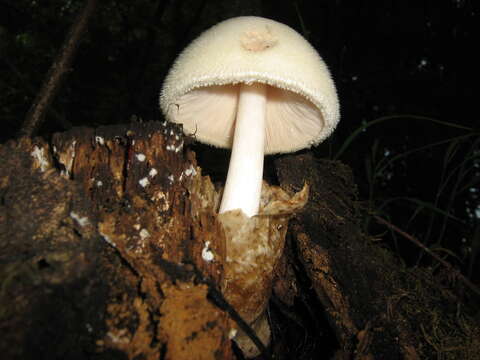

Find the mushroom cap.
xmin=160 ymin=16 xmax=340 ymax=154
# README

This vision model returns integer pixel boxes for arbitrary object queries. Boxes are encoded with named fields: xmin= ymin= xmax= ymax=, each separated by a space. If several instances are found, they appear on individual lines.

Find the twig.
xmin=19 ymin=0 xmax=98 ymax=138
xmin=105 ymin=238 xmax=272 ymax=358
xmin=155 ymin=257 xmax=272 ymax=359
xmin=3 ymin=57 xmax=72 ymax=130
xmin=206 ymin=283 xmax=272 ymax=360
xmin=374 ymin=215 xmax=480 ymax=297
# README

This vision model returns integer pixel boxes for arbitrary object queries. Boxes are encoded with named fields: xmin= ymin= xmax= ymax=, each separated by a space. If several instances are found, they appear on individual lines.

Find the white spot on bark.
xmin=149 ymin=168 xmax=158 ymax=177
xmin=184 ymin=165 xmax=197 ymax=177
xmin=30 ymin=146 xmax=49 ymax=172
xmin=70 ymin=211 xmax=89 ymax=227
xmin=202 ymin=241 xmax=214 ymax=262
xmin=166 ymin=143 xmax=183 ymax=152
xmin=139 ymin=177 xmax=150 ymax=187
xmin=139 ymin=228 xmax=150 ymax=240
xmin=136 ymin=153 xmax=146 ymax=162
xmin=228 ymin=328 xmax=238 ymax=339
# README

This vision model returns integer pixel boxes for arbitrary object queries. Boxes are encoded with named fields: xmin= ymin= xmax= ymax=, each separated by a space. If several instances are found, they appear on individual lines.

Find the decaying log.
xmin=1 ymin=123 xmax=478 ymax=360
xmin=275 ymin=153 xmax=480 ymax=360
xmin=0 ymin=137 xmax=106 ymax=360
xmin=1 ymin=121 xmax=234 ymax=360
xmin=0 ymin=120 xmax=306 ymax=360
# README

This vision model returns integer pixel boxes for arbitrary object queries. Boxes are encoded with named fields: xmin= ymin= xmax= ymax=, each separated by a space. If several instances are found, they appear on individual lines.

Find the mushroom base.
xmin=218 ymin=181 xmax=308 ymax=357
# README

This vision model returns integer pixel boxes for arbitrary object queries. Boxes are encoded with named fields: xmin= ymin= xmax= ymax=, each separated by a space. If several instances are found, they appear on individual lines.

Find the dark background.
xmin=1 ymin=1 xmax=478 ymax=282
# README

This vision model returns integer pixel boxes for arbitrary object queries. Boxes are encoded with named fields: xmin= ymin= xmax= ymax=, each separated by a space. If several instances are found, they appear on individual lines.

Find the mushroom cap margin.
xmin=160 ymin=16 xmax=340 ymax=155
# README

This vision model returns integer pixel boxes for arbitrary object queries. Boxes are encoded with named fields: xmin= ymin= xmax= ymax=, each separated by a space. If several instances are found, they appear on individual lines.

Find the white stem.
xmin=219 ymin=82 xmax=266 ymax=217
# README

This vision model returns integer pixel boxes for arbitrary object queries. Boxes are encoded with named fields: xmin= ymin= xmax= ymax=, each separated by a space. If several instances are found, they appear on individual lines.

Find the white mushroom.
xmin=160 ymin=16 xmax=339 ymax=217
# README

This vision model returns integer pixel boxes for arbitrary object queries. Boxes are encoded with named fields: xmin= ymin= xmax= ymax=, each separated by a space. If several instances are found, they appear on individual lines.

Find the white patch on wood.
xmin=30 ymin=146 xmax=49 ymax=172
xmin=184 ymin=165 xmax=197 ymax=177
xmin=95 ymin=136 xmax=105 ymax=145
xmin=202 ymin=241 xmax=214 ymax=262
xmin=139 ymin=177 xmax=150 ymax=187
xmin=70 ymin=211 xmax=89 ymax=227
xmin=139 ymin=228 xmax=150 ymax=240
xmin=149 ymin=168 xmax=158 ymax=177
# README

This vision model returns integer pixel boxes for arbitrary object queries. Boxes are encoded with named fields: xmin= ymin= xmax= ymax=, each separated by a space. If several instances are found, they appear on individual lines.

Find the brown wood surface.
xmin=0 ymin=124 xmax=478 ymax=359
xmin=275 ymin=153 xmax=479 ymax=359
xmin=1 ymin=121 xmax=232 ymax=360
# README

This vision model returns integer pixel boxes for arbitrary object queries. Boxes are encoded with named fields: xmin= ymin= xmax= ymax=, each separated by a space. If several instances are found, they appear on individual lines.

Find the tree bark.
xmin=0 ymin=124 xmax=478 ymax=359
xmin=19 ymin=0 xmax=98 ymax=137
xmin=275 ymin=153 xmax=480 ymax=359
xmin=1 ymin=121 xmax=232 ymax=360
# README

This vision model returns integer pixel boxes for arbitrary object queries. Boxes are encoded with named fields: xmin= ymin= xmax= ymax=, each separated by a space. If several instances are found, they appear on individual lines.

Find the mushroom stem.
xmin=219 ymin=82 xmax=266 ymax=217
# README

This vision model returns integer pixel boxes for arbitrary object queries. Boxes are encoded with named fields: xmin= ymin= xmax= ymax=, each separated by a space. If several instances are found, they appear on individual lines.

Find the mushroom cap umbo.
xmin=160 ymin=16 xmax=340 ymax=155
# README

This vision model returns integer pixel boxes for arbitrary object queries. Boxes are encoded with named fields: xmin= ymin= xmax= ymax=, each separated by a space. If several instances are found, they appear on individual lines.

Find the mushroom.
xmin=160 ymin=16 xmax=339 ymax=217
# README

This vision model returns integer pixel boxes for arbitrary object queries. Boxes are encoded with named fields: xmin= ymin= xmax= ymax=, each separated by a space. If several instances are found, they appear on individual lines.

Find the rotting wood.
xmin=0 ymin=120 xmax=306 ymax=360
xmin=56 ymin=121 xmax=236 ymax=360
xmin=1 ymin=125 xmax=478 ymax=360
xmin=1 ymin=121 xmax=234 ymax=360
xmin=275 ymin=152 xmax=480 ymax=359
